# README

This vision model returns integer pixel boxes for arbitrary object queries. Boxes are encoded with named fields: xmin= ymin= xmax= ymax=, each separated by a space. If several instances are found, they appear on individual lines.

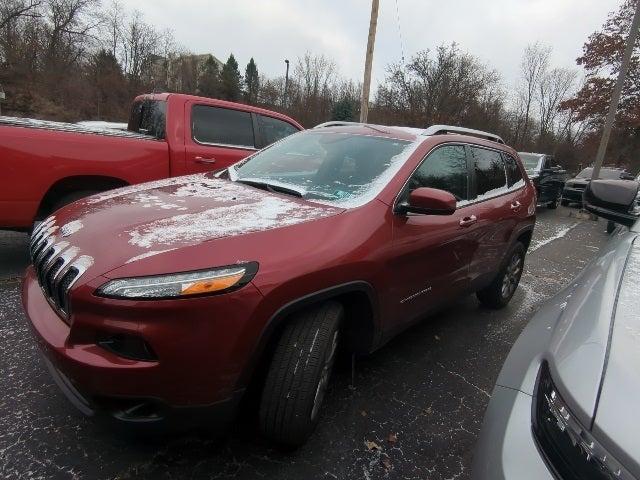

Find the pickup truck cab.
xmin=519 ymin=152 xmax=568 ymax=209
xmin=0 ymin=93 xmax=303 ymax=230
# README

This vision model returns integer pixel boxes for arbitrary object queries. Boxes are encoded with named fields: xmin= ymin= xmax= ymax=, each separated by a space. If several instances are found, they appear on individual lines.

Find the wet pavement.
xmin=0 ymin=207 xmax=611 ymax=480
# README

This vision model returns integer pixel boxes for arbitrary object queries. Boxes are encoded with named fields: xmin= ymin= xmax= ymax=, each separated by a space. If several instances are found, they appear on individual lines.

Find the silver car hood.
xmin=591 ymin=238 xmax=640 ymax=476
xmin=546 ymin=229 xmax=636 ymax=428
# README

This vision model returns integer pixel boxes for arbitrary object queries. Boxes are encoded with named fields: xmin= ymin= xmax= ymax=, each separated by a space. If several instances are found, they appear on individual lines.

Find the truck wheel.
xmin=560 ymin=199 xmax=569 ymax=207
xmin=477 ymin=242 xmax=525 ymax=309
xmin=259 ymin=301 xmax=343 ymax=447
xmin=548 ymin=195 xmax=559 ymax=209
xmin=50 ymin=190 xmax=99 ymax=214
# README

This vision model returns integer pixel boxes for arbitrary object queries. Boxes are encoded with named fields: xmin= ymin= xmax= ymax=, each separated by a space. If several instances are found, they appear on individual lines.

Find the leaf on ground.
xmin=382 ymin=456 xmax=392 ymax=470
xmin=387 ymin=433 xmax=398 ymax=444
xmin=361 ymin=410 xmax=367 ymax=417
xmin=365 ymin=440 xmax=381 ymax=451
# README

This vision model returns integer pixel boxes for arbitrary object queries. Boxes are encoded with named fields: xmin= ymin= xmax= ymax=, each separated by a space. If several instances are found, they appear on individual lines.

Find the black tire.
xmin=606 ymin=220 xmax=616 ymax=234
xmin=476 ymin=242 xmax=525 ymax=309
xmin=560 ymin=199 xmax=569 ymax=207
xmin=259 ymin=301 xmax=343 ymax=447
xmin=548 ymin=195 xmax=559 ymax=209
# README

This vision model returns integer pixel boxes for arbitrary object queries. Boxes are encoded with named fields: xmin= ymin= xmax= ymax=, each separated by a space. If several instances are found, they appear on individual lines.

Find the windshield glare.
xmin=231 ymin=132 xmax=415 ymax=206
xmin=576 ymin=168 xmax=623 ymax=180
xmin=519 ymin=153 xmax=542 ymax=173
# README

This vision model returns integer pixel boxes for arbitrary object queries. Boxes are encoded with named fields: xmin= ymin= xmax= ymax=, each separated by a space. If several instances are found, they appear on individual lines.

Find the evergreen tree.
xmin=198 ymin=55 xmax=221 ymax=98
xmin=331 ymin=97 xmax=356 ymax=121
xmin=220 ymin=53 xmax=242 ymax=101
xmin=244 ymin=57 xmax=259 ymax=104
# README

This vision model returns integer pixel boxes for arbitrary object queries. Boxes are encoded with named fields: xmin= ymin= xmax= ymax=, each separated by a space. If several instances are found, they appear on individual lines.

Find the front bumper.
xmin=561 ymin=187 xmax=585 ymax=203
xmin=22 ymin=267 xmax=264 ymax=428
xmin=472 ymin=386 xmax=553 ymax=480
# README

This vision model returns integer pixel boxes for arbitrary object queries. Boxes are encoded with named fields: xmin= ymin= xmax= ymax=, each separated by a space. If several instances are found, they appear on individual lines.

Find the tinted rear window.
xmin=128 ymin=99 xmax=166 ymax=139
xmin=192 ymin=105 xmax=255 ymax=148
xmin=471 ymin=147 xmax=508 ymax=198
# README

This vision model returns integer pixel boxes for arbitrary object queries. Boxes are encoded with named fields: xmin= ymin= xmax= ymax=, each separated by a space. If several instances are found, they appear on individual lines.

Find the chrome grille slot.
xmin=29 ymin=219 xmax=89 ymax=320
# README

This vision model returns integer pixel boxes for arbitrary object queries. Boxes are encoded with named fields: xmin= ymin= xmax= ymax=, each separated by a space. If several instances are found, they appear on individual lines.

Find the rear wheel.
xmin=259 ymin=301 xmax=343 ymax=447
xmin=560 ymin=199 xmax=569 ymax=207
xmin=548 ymin=194 xmax=560 ymax=209
xmin=477 ymin=242 xmax=525 ymax=309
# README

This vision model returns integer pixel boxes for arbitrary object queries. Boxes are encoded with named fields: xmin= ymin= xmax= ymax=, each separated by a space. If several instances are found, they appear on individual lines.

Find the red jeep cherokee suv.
xmin=23 ymin=122 xmax=536 ymax=446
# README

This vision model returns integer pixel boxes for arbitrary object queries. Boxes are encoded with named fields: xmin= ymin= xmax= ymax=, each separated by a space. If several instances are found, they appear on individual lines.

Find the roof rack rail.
xmin=314 ymin=121 xmax=365 ymax=128
xmin=423 ymin=125 xmax=505 ymax=144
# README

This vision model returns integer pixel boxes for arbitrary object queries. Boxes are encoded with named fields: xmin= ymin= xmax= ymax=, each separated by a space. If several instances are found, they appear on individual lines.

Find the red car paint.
xmin=0 ymin=93 xmax=302 ymax=230
xmin=22 ymin=124 xmax=536 ymax=428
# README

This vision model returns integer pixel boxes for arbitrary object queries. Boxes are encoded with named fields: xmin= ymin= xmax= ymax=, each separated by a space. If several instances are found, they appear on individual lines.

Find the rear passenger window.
xmin=192 ymin=105 xmax=255 ymax=148
xmin=257 ymin=115 xmax=298 ymax=147
xmin=471 ymin=147 xmax=508 ymax=198
xmin=406 ymin=145 xmax=469 ymax=202
xmin=503 ymin=154 xmax=524 ymax=188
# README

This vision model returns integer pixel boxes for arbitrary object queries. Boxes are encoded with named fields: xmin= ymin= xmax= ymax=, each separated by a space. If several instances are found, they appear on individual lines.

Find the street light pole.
xmin=591 ymin=0 xmax=640 ymax=180
xmin=359 ymin=0 xmax=379 ymax=123
xmin=284 ymin=59 xmax=290 ymax=109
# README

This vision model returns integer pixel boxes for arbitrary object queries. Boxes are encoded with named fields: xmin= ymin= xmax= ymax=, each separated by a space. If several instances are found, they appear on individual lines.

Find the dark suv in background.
xmin=519 ymin=152 xmax=568 ymax=209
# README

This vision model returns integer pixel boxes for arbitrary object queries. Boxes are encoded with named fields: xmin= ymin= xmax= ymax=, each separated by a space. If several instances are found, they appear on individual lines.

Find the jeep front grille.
xmin=29 ymin=217 xmax=91 ymax=321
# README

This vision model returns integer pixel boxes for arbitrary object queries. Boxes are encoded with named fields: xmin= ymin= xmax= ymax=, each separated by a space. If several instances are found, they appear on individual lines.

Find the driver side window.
xmin=404 ymin=145 xmax=469 ymax=203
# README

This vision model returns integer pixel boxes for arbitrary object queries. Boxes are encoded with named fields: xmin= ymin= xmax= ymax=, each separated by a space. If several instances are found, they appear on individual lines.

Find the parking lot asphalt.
xmin=0 ymin=206 xmax=611 ymax=480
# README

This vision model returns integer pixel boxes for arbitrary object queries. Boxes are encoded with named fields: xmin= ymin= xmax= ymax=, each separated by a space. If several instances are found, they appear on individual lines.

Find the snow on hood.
xmin=66 ymin=174 xmax=343 ymax=256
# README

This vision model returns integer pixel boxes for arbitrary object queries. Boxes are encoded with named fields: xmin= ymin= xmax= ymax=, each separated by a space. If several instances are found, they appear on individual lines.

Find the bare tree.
xmin=537 ymin=67 xmax=577 ymax=137
xmin=0 ymin=0 xmax=41 ymax=29
xmin=515 ymin=42 xmax=551 ymax=145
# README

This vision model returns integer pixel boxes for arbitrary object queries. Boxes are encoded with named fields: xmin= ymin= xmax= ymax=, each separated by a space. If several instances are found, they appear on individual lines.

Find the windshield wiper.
xmin=235 ymin=178 xmax=305 ymax=197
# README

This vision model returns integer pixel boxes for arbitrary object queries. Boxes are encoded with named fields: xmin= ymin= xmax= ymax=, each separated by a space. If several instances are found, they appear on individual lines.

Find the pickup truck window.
xmin=257 ymin=115 xmax=299 ymax=147
xmin=128 ymin=99 xmax=166 ymax=139
xmin=192 ymin=105 xmax=255 ymax=148
xmin=471 ymin=147 xmax=508 ymax=199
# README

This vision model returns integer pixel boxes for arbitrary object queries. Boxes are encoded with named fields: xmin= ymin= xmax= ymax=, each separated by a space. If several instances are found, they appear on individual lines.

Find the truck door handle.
xmin=459 ymin=215 xmax=477 ymax=227
xmin=195 ymin=156 xmax=217 ymax=164
xmin=510 ymin=201 xmax=521 ymax=210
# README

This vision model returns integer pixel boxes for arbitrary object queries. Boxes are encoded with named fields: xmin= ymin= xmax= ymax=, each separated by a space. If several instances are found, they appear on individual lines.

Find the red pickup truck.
xmin=0 ymin=93 xmax=303 ymax=230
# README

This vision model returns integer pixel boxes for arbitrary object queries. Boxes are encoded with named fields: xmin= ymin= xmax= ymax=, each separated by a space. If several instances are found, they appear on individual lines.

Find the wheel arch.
xmin=36 ymin=175 xmax=129 ymax=219
xmin=237 ymin=281 xmax=381 ymax=392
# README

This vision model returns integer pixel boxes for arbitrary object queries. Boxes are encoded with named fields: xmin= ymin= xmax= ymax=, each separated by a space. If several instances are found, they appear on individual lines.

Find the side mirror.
xmin=398 ymin=187 xmax=457 ymax=215
xmin=584 ymin=179 xmax=639 ymax=227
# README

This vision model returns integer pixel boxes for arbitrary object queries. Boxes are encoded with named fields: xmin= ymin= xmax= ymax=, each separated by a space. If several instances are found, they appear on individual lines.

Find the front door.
xmin=185 ymin=104 xmax=257 ymax=173
xmin=389 ymin=144 xmax=479 ymax=329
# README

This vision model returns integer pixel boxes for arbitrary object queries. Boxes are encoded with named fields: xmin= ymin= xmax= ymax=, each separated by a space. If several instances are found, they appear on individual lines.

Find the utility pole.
xmin=283 ymin=59 xmax=290 ymax=109
xmin=359 ymin=0 xmax=379 ymax=123
xmin=591 ymin=0 xmax=640 ymax=180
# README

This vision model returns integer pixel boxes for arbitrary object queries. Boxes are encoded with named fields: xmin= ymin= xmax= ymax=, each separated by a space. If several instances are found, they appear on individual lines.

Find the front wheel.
xmin=560 ymin=199 xmax=569 ymax=207
xmin=259 ymin=301 xmax=343 ymax=447
xmin=548 ymin=194 xmax=560 ymax=209
xmin=477 ymin=242 xmax=525 ymax=309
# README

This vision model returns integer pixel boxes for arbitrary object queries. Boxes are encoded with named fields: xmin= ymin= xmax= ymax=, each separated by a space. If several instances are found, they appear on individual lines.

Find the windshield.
xmin=576 ymin=168 xmax=623 ymax=180
xmin=519 ymin=153 xmax=542 ymax=174
xmin=229 ymin=131 xmax=416 ymax=207
xmin=128 ymin=99 xmax=166 ymax=139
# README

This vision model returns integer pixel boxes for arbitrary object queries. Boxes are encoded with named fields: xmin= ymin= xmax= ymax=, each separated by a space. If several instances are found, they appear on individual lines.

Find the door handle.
xmin=510 ymin=201 xmax=521 ymax=210
xmin=459 ymin=215 xmax=477 ymax=227
xmin=195 ymin=156 xmax=217 ymax=164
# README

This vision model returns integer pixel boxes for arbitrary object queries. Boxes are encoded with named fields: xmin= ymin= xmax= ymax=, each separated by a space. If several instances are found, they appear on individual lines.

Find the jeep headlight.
xmin=97 ymin=262 xmax=258 ymax=299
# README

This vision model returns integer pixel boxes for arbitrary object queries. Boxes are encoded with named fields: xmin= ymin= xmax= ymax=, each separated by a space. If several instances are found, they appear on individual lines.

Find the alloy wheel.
xmin=501 ymin=252 xmax=523 ymax=299
xmin=311 ymin=330 xmax=339 ymax=421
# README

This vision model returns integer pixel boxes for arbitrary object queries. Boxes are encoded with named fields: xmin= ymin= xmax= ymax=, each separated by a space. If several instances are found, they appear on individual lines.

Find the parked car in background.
xmin=561 ymin=166 xmax=634 ymax=207
xmin=519 ymin=152 xmax=568 ymax=209
xmin=23 ymin=123 xmax=536 ymax=446
xmin=473 ymin=178 xmax=640 ymax=479
xmin=0 ymin=93 xmax=303 ymax=231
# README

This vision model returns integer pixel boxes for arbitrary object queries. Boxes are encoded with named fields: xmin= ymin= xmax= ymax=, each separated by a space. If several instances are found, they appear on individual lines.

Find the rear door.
xmin=467 ymin=146 xmax=523 ymax=287
xmin=389 ymin=144 xmax=479 ymax=328
xmin=184 ymin=103 xmax=257 ymax=173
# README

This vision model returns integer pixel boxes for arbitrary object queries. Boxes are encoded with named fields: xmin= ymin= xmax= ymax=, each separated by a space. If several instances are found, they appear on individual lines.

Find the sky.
xmin=127 ymin=0 xmax=619 ymax=91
